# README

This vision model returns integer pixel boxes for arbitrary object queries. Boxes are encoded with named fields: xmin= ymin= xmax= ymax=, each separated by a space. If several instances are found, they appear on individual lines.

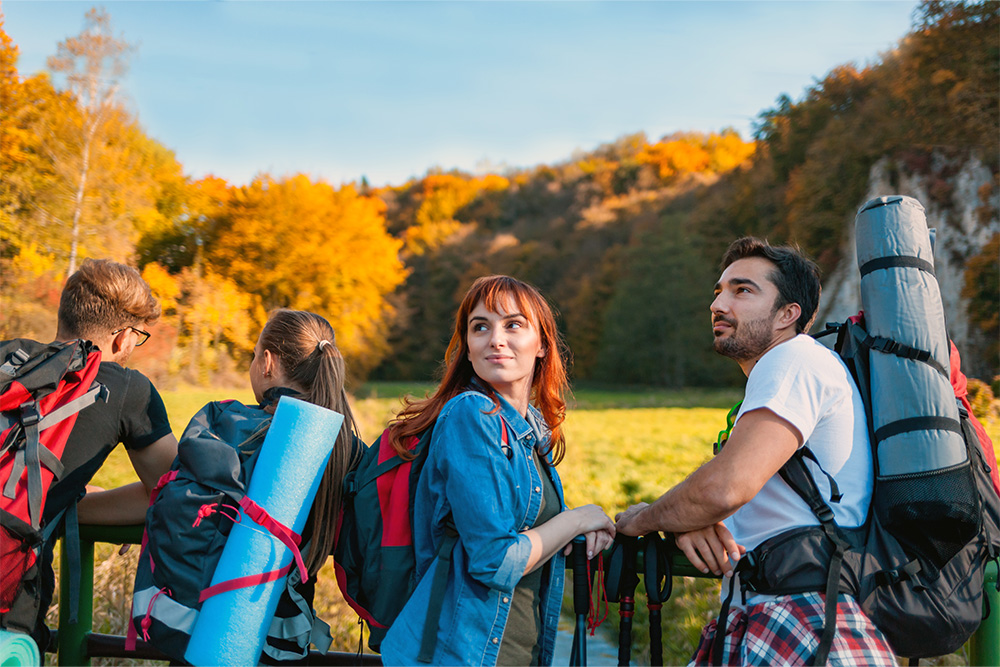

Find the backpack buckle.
xmin=736 ymin=550 xmax=760 ymax=592
xmin=20 ymin=403 xmax=40 ymax=427
xmin=870 ymin=336 xmax=898 ymax=354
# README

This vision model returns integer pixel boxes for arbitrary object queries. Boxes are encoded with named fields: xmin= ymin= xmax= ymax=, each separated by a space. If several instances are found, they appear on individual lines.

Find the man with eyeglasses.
xmin=31 ymin=258 xmax=178 ymax=650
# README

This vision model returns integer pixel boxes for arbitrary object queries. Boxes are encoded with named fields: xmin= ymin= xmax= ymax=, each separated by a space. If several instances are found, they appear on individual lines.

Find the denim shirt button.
xmin=534 ymin=486 xmax=541 ymax=493
xmin=502 ymin=596 xmax=509 ymax=604
xmin=492 ymin=637 xmax=499 ymax=645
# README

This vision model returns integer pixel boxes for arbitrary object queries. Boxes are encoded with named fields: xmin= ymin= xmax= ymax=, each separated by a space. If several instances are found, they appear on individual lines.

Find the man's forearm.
xmin=627 ymin=466 xmax=743 ymax=535
xmin=77 ymin=481 xmax=150 ymax=525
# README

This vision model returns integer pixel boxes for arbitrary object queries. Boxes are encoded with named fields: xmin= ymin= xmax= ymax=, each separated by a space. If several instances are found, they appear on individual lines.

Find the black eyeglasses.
xmin=112 ymin=326 xmax=151 ymax=347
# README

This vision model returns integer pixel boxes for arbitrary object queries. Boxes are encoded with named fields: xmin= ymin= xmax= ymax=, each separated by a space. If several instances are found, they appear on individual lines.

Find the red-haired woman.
xmin=381 ymin=275 xmax=615 ymax=666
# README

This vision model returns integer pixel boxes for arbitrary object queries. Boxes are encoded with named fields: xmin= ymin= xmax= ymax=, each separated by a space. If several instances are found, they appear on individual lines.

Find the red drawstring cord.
xmin=586 ymin=555 xmax=609 ymax=635
xmin=192 ymin=502 xmax=240 ymax=527
xmin=141 ymin=587 xmax=171 ymax=641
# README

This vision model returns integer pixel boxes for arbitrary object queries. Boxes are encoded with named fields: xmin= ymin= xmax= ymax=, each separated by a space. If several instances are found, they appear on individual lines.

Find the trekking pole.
xmin=569 ymin=535 xmax=589 ymax=667
xmin=642 ymin=533 xmax=672 ymax=667
xmin=604 ymin=534 xmax=639 ymax=666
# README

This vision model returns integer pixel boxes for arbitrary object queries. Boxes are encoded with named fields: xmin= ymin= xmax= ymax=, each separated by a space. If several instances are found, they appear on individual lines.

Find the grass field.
xmin=70 ymin=381 xmax=997 ymax=665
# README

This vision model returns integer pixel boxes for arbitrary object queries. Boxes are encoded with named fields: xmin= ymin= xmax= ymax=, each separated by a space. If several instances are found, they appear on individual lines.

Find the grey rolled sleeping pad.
xmin=856 ymin=195 xmax=975 ymax=545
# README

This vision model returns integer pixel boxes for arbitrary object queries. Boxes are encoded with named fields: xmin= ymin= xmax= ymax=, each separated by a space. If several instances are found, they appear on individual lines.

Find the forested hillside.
xmin=2 ymin=1 xmax=996 ymax=388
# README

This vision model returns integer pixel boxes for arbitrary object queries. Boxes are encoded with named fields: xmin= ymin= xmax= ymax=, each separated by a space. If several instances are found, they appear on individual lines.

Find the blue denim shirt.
xmin=380 ymin=385 xmax=567 ymax=666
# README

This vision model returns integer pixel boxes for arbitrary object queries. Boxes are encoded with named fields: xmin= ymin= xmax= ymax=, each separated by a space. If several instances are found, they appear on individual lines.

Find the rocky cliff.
xmin=817 ymin=153 xmax=998 ymax=378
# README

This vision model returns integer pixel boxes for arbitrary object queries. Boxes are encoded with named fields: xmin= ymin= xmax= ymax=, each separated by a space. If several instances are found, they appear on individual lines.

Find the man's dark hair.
xmin=721 ymin=237 xmax=821 ymax=334
xmin=57 ymin=259 xmax=161 ymax=340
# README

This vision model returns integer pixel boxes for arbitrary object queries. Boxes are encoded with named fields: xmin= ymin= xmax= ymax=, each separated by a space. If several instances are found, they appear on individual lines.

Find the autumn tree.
xmin=208 ymin=175 xmax=406 ymax=374
xmin=44 ymin=7 xmax=133 ymax=275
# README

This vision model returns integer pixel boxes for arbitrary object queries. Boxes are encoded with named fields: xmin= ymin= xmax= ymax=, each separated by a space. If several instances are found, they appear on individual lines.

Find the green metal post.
xmin=57 ymin=533 xmax=94 ymax=667
xmin=969 ymin=560 xmax=999 ymax=667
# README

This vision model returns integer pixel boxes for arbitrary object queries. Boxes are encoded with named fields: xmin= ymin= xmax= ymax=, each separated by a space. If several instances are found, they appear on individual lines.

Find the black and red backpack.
xmin=0 ymin=339 xmax=106 ymax=634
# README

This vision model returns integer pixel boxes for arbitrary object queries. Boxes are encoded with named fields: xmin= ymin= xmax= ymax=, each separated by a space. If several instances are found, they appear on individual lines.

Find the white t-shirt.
xmin=723 ymin=334 xmax=873 ymax=555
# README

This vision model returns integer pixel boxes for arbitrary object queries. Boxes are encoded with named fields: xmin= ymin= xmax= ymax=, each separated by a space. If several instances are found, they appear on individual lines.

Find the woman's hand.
xmin=560 ymin=505 xmax=615 ymax=558
xmin=674 ymin=522 xmax=745 ymax=576
xmin=525 ymin=504 xmax=615 ymax=573
xmin=563 ymin=528 xmax=616 ymax=558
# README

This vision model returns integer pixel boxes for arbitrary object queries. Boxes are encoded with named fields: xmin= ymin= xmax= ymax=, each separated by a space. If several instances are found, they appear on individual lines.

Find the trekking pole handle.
xmin=572 ymin=535 xmax=590 ymax=616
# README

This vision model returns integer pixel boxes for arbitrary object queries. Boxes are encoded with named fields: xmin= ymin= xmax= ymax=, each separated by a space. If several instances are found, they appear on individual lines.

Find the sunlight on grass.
xmin=74 ymin=382 xmax=999 ymax=663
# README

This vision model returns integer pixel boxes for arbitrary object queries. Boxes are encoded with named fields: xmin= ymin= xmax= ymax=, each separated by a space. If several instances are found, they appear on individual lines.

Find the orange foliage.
xmin=209 ymin=174 xmax=406 ymax=371
xmin=638 ymin=131 xmax=755 ymax=182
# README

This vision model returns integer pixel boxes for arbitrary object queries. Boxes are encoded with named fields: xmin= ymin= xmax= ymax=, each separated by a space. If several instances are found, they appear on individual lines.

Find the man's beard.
xmin=713 ymin=314 xmax=774 ymax=362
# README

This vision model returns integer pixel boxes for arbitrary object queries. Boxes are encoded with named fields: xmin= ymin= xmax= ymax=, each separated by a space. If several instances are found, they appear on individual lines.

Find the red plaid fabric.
xmin=689 ymin=592 xmax=896 ymax=666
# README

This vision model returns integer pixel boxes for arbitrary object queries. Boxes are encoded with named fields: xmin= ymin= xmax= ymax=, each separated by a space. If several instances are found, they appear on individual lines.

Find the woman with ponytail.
xmin=381 ymin=276 xmax=615 ymax=666
xmin=250 ymin=309 xmax=360 ymax=578
xmin=132 ymin=309 xmax=359 ymax=664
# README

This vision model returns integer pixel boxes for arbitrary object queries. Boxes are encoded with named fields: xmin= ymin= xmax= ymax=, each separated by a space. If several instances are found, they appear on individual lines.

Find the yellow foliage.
xmin=405 ymin=172 xmax=510 ymax=255
xmin=11 ymin=243 xmax=58 ymax=277
xmin=208 ymin=174 xmax=407 ymax=373
xmin=141 ymin=262 xmax=180 ymax=314
xmin=180 ymin=268 xmax=259 ymax=352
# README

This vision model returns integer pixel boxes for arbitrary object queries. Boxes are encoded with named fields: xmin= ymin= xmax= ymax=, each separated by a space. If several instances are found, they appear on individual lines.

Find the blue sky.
xmin=4 ymin=1 xmax=919 ymax=187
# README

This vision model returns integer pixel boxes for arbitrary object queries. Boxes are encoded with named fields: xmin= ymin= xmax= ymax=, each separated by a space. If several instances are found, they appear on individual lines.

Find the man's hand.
xmin=615 ymin=502 xmax=650 ymax=536
xmin=675 ymin=522 xmax=745 ymax=576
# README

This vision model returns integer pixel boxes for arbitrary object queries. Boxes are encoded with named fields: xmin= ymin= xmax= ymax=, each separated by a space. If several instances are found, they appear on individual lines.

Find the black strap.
xmin=778 ymin=449 xmax=838 ymax=524
xmin=874 ymin=416 xmax=963 ymax=444
xmin=797 ymin=448 xmax=842 ymax=503
xmin=643 ymin=532 xmax=672 ymax=605
xmin=859 ymin=255 xmax=935 ymax=277
xmin=811 ymin=528 xmax=845 ymax=666
xmin=23 ymin=405 xmax=43 ymax=530
xmin=711 ymin=572 xmax=738 ymax=666
xmin=860 ymin=334 xmax=949 ymax=378
xmin=873 ymin=558 xmax=922 ymax=588
xmin=0 ymin=507 xmax=41 ymax=544
xmin=776 ymin=450 xmax=850 ymax=666
xmin=417 ymin=522 xmax=459 ymax=663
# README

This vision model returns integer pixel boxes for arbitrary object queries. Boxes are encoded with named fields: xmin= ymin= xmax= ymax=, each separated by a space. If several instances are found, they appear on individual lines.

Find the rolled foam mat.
xmin=184 ymin=396 xmax=343 ymax=666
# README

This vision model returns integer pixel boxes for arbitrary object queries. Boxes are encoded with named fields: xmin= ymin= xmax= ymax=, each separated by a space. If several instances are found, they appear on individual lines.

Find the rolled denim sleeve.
xmin=433 ymin=393 xmax=533 ymax=593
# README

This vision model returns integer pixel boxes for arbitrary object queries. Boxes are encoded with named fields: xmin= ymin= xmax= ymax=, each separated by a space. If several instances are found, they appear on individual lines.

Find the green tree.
xmin=595 ymin=213 xmax=739 ymax=387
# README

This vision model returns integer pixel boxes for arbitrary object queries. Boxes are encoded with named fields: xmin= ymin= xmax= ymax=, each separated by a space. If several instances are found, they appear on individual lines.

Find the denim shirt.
xmin=380 ymin=385 xmax=567 ymax=666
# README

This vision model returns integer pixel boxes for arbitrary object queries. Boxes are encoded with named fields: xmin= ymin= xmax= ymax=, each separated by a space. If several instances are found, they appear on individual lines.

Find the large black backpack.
xmin=731 ymin=197 xmax=1000 ymax=664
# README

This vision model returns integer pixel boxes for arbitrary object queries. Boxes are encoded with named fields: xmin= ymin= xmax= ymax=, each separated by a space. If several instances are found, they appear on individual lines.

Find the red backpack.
xmin=0 ymin=339 xmax=105 ymax=634
xmin=333 ymin=420 xmax=508 ymax=661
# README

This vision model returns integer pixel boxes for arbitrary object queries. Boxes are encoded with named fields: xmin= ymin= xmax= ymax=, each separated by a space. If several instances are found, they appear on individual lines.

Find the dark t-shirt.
xmin=41 ymin=361 xmax=172 ymax=524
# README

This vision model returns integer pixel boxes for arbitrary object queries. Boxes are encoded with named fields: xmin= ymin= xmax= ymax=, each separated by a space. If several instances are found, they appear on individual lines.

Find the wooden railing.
xmin=53 ymin=525 xmax=999 ymax=666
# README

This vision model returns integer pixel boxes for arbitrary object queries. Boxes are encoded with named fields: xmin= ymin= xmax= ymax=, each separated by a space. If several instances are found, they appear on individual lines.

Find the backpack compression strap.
xmin=198 ymin=497 xmax=308 ymax=603
xmin=2 ymin=381 xmax=108 ymax=529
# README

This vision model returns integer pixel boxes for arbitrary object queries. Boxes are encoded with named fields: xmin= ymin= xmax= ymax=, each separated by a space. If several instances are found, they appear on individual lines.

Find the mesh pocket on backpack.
xmin=876 ymin=461 xmax=980 ymax=568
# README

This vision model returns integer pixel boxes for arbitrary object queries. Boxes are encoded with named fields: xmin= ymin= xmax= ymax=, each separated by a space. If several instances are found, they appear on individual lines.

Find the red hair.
xmin=388 ymin=275 xmax=570 ymax=464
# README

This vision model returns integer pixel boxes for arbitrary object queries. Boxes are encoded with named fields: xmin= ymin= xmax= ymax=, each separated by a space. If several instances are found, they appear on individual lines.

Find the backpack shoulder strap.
xmin=414 ymin=418 xmax=509 ymax=663
xmin=775 ymin=449 xmax=850 ymax=667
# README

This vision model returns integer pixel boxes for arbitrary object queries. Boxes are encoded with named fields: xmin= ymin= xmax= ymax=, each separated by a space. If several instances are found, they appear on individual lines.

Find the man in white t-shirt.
xmin=615 ymin=237 xmax=896 ymax=665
